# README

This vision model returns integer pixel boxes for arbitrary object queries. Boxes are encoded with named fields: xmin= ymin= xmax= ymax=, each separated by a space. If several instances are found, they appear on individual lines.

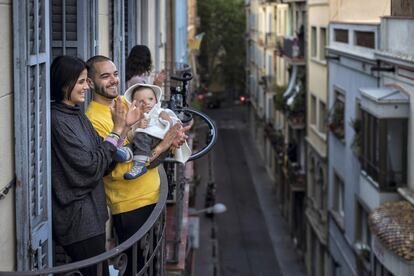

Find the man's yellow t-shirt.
xmin=86 ymin=99 xmax=160 ymax=215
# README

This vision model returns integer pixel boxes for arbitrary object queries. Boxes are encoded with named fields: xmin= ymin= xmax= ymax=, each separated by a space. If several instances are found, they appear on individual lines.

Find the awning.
xmin=360 ymin=87 xmax=409 ymax=118
xmin=283 ymin=65 xmax=298 ymax=98
xmin=369 ymin=200 xmax=414 ymax=261
xmin=287 ymin=82 xmax=303 ymax=107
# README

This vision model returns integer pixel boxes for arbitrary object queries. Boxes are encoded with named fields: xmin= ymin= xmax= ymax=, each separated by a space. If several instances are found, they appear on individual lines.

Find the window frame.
xmin=333 ymin=171 xmax=345 ymax=219
xmin=360 ymin=111 xmax=408 ymax=191
xmin=354 ymin=31 xmax=375 ymax=49
xmin=328 ymin=90 xmax=346 ymax=141
xmin=334 ymin=28 xmax=349 ymax=44
xmin=310 ymin=94 xmax=317 ymax=126
xmin=311 ymin=26 xmax=317 ymax=58
xmin=319 ymin=27 xmax=327 ymax=61
xmin=318 ymin=100 xmax=327 ymax=134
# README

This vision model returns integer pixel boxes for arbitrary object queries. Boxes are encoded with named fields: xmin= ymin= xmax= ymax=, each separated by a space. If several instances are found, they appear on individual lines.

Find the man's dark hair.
xmin=86 ymin=55 xmax=112 ymax=79
xmin=125 ymin=45 xmax=152 ymax=82
xmin=50 ymin=55 xmax=87 ymax=102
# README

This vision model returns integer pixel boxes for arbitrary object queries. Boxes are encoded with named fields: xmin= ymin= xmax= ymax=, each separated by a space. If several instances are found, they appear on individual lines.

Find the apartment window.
xmin=278 ymin=9 xmax=284 ymax=35
xmin=311 ymin=26 xmax=317 ymax=58
xmin=334 ymin=29 xmax=348 ymax=43
xmin=333 ymin=172 xmax=345 ymax=218
xmin=310 ymin=94 xmax=317 ymax=125
xmin=356 ymin=202 xmax=372 ymax=264
xmin=316 ymin=166 xmax=324 ymax=211
xmin=328 ymin=92 xmax=345 ymax=140
xmin=361 ymin=111 xmax=407 ymax=191
xmin=355 ymin=31 xmax=375 ymax=49
xmin=267 ymin=97 xmax=274 ymax=122
xmin=318 ymin=101 xmax=327 ymax=134
xmin=320 ymin=27 xmax=327 ymax=60
xmin=308 ymin=157 xmax=316 ymax=199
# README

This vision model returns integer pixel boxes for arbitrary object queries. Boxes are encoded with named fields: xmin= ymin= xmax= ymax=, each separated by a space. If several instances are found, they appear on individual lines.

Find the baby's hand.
xmin=138 ymin=118 xmax=149 ymax=128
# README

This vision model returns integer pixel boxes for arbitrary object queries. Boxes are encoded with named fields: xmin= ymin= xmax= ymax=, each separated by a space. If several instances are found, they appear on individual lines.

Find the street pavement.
xmin=193 ymin=101 xmax=306 ymax=276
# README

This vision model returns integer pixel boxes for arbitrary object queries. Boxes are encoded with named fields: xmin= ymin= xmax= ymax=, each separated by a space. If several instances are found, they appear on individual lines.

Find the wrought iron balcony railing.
xmin=0 ymin=179 xmax=168 ymax=276
xmin=282 ymin=36 xmax=305 ymax=63
xmin=360 ymin=157 xmax=406 ymax=192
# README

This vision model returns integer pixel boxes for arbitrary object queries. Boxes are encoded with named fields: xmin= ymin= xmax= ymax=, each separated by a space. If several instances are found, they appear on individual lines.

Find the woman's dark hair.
xmin=126 ymin=45 xmax=152 ymax=82
xmin=50 ymin=55 xmax=87 ymax=102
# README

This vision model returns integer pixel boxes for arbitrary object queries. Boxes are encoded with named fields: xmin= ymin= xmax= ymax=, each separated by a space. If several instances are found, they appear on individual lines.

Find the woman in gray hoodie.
xmin=50 ymin=55 xmax=141 ymax=275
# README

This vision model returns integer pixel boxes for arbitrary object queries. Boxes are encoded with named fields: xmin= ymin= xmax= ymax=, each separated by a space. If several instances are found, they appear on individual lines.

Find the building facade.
xmin=305 ymin=0 xmax=329 ymax=274
xmin=0 ymin=0 xmax=196 ymax=273
xmin=246 ymin=0 xmax=307 ymax=256
xmin=326 ymin=1 xmax=391 ymax=275
xmin=246 ymin=1 xmax=414 ymax=276
xmin=365 ymin=8 xmax=414 ymax=274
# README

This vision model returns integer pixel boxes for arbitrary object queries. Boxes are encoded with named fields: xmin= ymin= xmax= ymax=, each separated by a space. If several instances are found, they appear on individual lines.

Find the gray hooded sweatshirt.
xmin=51 ymin=102 xmax=114 ymax=246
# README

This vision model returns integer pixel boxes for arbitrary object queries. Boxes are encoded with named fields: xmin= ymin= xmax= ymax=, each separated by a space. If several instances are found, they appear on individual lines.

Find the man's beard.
xmin=95 ymin=84 xmax=118 ymax=99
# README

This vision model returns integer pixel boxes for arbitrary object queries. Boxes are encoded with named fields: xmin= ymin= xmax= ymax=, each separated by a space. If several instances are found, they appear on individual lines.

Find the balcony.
xmin=359 ymin=113 xmax=407 ymax=194
xmin=288 ymin=112 xmax=305 ymax=129
xmin=264 ymin=123 xmax=285 ymax=155
xmin=327 ymin=94 xmax=345 ymax=141
xmin=286 ymin=84 xmax=306 ymax=130
xmin=286 ymin=159 xmax=305 ymax=191
xmin=260 ymin=75 xmax=277 ymax=92
xmin=0 ymin=164 xmax=197 ymax=276
xmin=284 ymin=142 xmax=305 ymax=192
xmin=0 ymin=178 xmax=169 ymax=275
xmin=359 ymin=87 xmax=408 ymax=192
xmin=282 ymin=36 xmax=305 ymax=65
xmin=273 ymin=84 xmax=288 ymax=111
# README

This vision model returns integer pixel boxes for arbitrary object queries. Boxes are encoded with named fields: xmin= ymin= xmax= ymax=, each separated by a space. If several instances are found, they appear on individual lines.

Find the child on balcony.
xmin=116 ymin=83 xmax=191 ymax=179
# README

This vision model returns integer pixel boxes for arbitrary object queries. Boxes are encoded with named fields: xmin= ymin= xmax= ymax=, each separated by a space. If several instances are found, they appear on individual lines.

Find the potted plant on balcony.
xmin=327 ymin=102 xmax=345 ymax=140
xmin=273 ymin=84 xmax=288 ymax=111
xmin=287 ymin=88 xmax=305 ymax=126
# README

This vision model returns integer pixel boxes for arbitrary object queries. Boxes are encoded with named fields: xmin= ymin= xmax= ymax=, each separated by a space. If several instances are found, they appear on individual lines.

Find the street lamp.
xmin=188 ymin=203 xmax=227 ymax=249
xmin=189 ymin=203 xmax=227 ymax=215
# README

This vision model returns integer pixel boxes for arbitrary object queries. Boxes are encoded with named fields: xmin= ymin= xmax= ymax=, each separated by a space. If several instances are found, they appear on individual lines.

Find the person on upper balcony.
xmin=125 ymin=45 xmax=166 ymax=88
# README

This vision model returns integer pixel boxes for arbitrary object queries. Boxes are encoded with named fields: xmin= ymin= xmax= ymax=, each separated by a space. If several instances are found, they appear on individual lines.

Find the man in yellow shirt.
xmin=85 ymin=55 xmax=186 ymax=275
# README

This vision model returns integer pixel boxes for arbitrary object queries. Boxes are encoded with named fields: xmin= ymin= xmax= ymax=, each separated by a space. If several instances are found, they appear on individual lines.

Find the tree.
xmin=197 ymin=0 xmax=246 ymax=97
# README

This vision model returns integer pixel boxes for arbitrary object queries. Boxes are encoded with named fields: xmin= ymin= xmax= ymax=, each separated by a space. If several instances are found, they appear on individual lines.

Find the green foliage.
xmin=289 ymin=89 xmax=305 ymax=114
xmin=197 ymin=0 xmax=246 ymax=94
xmin=273 ymin=84 xmax=287 ymax=111
xmin=328 ymin=103 xmax=345 ymax=140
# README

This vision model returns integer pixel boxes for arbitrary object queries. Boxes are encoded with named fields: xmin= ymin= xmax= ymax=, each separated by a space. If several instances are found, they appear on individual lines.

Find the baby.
xmin=117 ymin=83 xmax=191 ymax=180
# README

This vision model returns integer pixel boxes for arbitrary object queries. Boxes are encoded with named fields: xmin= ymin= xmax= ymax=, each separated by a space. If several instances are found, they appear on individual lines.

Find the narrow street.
xmin=194 ymin=100 xmax=306 ymax=276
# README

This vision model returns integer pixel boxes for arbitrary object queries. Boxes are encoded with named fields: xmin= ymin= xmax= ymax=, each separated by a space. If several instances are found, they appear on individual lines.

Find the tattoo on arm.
xmin=149 ymin=149 xmax=159 ymax=162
